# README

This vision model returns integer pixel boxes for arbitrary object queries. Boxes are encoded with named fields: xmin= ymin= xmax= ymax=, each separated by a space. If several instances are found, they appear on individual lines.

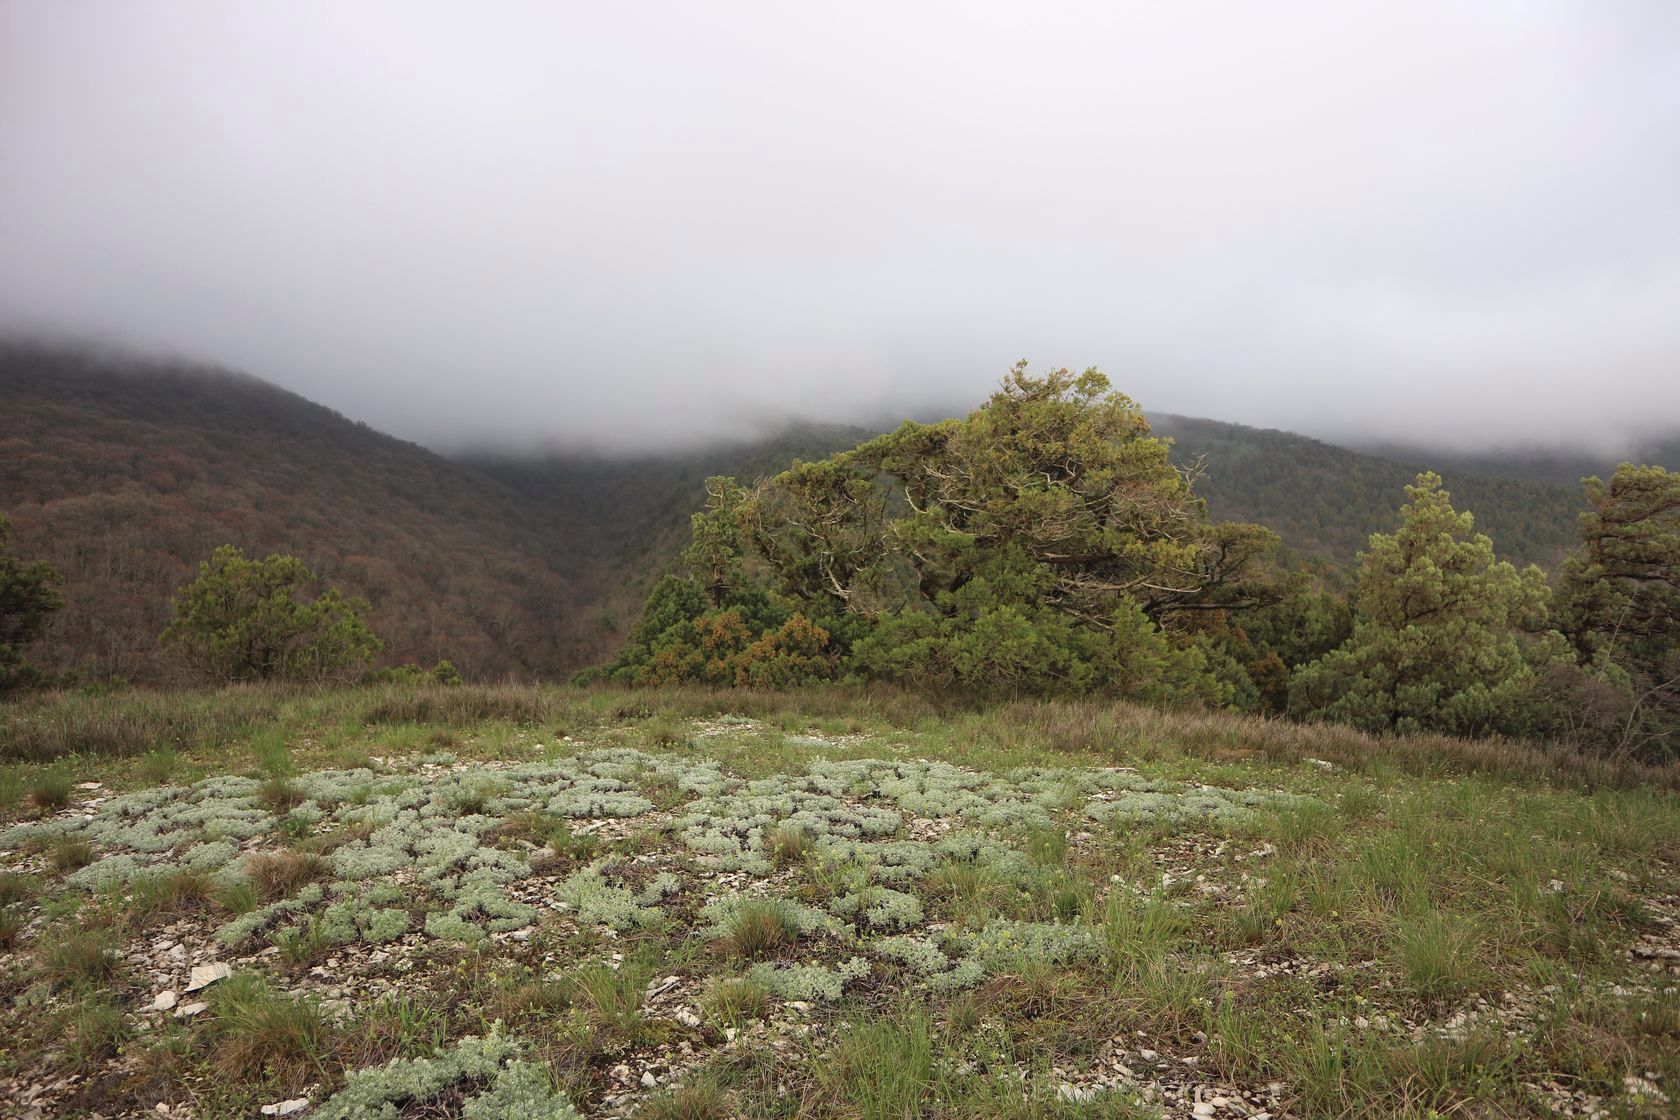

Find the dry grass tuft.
xmin=244 ymin=851 xmax=329 ymax=902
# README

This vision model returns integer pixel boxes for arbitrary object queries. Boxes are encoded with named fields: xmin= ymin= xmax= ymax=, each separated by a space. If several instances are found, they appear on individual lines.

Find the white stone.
xmin=261 ymin=1099 xmax=310 ymax=1116
xmin=173 ymin=1001 xmax=208 ymax=1018
xmin=641 ymin=1071 xmax=658 ymax=1089
xmin=1192 ymin=1104 xmax=1217 ymax=1118
xmin=152 ymin=990 xmax=178 ymax=1011
xmin=185 ymin=963 xmax=231 ymax=992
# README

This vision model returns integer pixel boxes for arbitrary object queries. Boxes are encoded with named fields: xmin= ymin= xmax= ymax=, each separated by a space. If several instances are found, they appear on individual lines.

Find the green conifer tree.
xmin=1289 ymin=473 xmax=1564 ymax=736
xmin=162 ymin=545 xmax=382 ymax=682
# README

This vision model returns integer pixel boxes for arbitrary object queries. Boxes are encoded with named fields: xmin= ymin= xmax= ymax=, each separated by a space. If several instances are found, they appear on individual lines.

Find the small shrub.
xmin=58 ymin=995 xmax=130 ymax=1068
xmin=720 ymin=898 xmax=801 ymax=961
xmin=638 ymin=1077 xmax=732 ymax=1120
xmin=820 ymin=1008 xmax=936 ymax=1120
xmin=275 ymin=811 xmax=314 ymax=841
xmin=258 ymin=775 xmax=305 ymax=813
xmin=127 ymin=869 xmax=217 ymax=927
xmin=448 ymin=777 xmax=507 ymax=815
xmin=1396 ymin=911 xmax=1483 ymax=1000
xmin=766 ymin=823 xmax=814 ymax=866
xmin=272 ymin=919 xmax=332 ymax=967
xmin=209 ymin=972 xmax=329 ymax=1088
xmin=646 ymin=718 xmax=692 ymax=749
xmin=1102 ymin=890 xmax=1187 ymax=976
xmin=1023 ymin=827 xmax=1069 ymax=868
xmin=0 ymin=871 xmax=33 ymax=905
xmin=245 ymin=851 xmax=328 ymax=902
xmin=138 ymin=747 xmax=179 ymax=785
xmin=925 ymin=859 xmax=1012 ymax=926
xmin=564 ymin=956 xmax=651 ymax=1042
xmin=547 ymin=820 xmax=599 ymax=861
xmin=0 ymin=905 xmax=26 ymax=948
xmin=28 ymin=770 xmax=73 ymax=811
xmin=42 ymin=927 xmax=119 ymax=986
xmin=700 ymin=977 xmax=772 ymax=1028
xmin=313 ymin=1029 xmax=578 ymax=1119
xmin=216 ymin=880 xmax=259 ymax=916
xmin=51 ymin=836 xmax=95 ymax=872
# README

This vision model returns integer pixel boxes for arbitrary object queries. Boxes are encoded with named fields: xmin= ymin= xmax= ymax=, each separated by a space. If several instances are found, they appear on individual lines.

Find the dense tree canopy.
xmin=1552 ymin=464 xmax=1680 ymax=758
xmin=599 ymin=365 xmax=1282 ymax=699
xmin=0 ymin=514 xmax=65 ymax=694
xmin=162 ymin=546 xmax=383 ymax=683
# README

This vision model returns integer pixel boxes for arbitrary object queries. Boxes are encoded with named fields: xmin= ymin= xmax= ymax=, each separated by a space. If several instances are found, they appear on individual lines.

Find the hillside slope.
xmin=1152 ymin=414 xmax=1586 ymax=568
xmin=0 ymin=343 xmax=597 ymax=682
xmin=1345 ymin=435 xmax=1680 ymax=487
xmin=462 ymin=422 xmax=875 ymax=644
xmin=2 ymin=342 xmax=1599 ymax=685
xmin=0 ymin=343 xmax=865 ymax=684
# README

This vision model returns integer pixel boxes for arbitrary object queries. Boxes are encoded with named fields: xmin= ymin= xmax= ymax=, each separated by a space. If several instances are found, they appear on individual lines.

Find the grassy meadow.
xmin=0 ymin=683 xmax=1675 ymax=1118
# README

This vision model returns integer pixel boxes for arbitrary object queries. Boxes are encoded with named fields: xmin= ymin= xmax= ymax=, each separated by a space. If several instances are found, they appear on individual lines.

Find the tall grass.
xmin=5 ymin=680 xmax=1676 ymax=793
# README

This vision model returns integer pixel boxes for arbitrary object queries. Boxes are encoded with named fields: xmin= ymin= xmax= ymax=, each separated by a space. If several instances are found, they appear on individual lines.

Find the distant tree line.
xmin=589 ymin=366 xmax=1680 ymax=763
xmin=4 ymin=360 xmax=1676 ymax=762
xmin=0 ymin=534 xmax=410 ymax=693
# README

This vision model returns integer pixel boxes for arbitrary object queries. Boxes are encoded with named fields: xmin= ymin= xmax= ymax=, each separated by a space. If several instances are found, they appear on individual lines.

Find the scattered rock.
xmin=261 ymin=1099 xmax=310 ymax=1116
xmin=152 ymin=990 xmax=178 ymax=1012
xmin=173 ymin=1001 xmax=209 ymax=1019
xmin=185 ymin=962 xmax=231 ymax=992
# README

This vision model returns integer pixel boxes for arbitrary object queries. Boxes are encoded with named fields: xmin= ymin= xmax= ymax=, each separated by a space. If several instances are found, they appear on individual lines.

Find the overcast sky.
xmin=2 ymin=2 xmax=1677 ymax=454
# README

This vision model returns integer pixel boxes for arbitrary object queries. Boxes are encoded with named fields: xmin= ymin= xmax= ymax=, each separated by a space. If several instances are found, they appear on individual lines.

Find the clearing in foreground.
xmin=0 ymin=686 xmax=1675 ymax=1119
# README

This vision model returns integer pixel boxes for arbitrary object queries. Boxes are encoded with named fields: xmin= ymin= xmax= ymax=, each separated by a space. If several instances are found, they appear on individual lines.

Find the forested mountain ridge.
xmin=1344 ymin=435 xmax=1680 ymax=488
xmin=1152 ymin=414 xmax=1587 ymax=569
xmin=0 ymin=342 xmax=585 ymax=681
xmin=0 ymin=343 xmax=867 ymax=684
xmin=461 ymin=422 xmax=876 ymax=652
xmin=0 ymin=341 xmax=1614 ymax=684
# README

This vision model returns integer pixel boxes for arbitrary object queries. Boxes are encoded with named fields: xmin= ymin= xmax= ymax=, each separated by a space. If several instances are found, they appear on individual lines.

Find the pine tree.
xmin=162 ymin=546 xmax=383 ymax=682
xmin=1552 ymin=464 xmax=1680 ymax=757
xmin=1289 ymin=473 xmax=1564 ymax=736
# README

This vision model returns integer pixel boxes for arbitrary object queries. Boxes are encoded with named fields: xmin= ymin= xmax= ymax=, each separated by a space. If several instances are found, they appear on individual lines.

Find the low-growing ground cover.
xmin=0 ymin=685 xmax=1676 ymax=1118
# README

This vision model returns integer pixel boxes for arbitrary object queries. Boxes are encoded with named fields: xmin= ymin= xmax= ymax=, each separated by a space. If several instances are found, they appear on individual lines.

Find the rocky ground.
xmin=1 ymin=715 xmax=1675 ymax=1119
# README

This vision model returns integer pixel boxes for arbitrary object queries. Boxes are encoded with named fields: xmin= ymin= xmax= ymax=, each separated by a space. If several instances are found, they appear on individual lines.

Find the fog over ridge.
xmin=2 ymin=3 xmax=1677 ymax=454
